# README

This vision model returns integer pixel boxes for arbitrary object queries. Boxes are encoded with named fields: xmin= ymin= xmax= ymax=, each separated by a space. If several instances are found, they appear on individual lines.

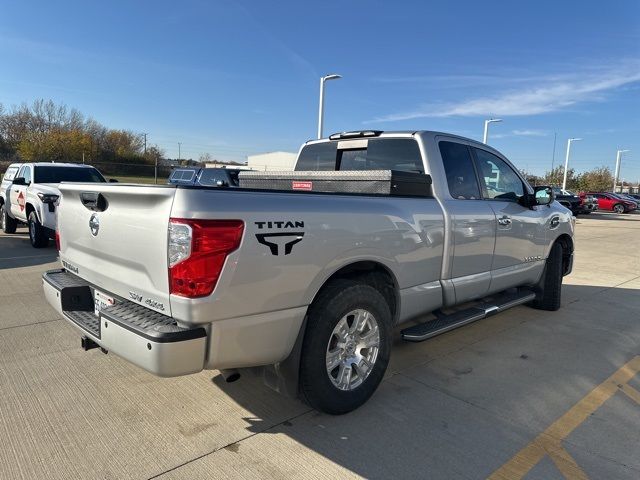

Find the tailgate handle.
xmin=80 ymin=192 xmax=108 ymax=212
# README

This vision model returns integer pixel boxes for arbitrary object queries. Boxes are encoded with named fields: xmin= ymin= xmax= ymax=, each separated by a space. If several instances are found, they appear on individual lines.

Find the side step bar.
xmin=401 ymin=289 xmax=537 ymax=342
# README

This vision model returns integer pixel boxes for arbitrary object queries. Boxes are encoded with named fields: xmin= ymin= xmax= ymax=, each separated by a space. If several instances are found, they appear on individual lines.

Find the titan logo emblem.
xmin=254 ymin=220 xmax=305 ymax=256
xmin=255 ymin=232 xmax=304 ymax=255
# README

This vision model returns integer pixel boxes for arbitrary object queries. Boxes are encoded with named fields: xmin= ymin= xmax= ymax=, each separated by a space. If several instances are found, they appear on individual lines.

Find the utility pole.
xmin=82 ymin=151 xmax=85 ymax=164
xmin=550 ymin=132 xmax=557 ymax=176
xmin=613 ymin=149 xmax=630 ymax=192
xmin=562 ymin=138 xmax=582 ymax=191
xmin=317 ymin=74 xmax=342 ymax=139
xmin=483 ymin=118 xmax=502 ymax=144
xmin=178 ymin=142 xmax=182 ymax=161
xmin=142 ymin=133 xmax=148 ymax=155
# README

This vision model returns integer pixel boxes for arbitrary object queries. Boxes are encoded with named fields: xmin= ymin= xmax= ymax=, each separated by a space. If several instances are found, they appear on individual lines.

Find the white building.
xmin=247 ymin=151 xmax=297 ymax=171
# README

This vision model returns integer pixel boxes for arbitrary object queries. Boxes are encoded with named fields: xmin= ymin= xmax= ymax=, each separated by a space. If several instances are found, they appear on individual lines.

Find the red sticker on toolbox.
xmin=292 ymin=181 xmax=313 ymax=191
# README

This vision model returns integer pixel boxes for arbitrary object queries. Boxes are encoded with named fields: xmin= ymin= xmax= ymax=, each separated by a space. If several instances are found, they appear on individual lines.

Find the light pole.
xmin=613 ymin=149 xmax=630 ymax=192
xmin=483 ymin=118 xmax=502 ymax=144
xmin=317 ymin=74 xmax=341 ymax=139
xmin=562 ymin=138 xmax=582 ymax=191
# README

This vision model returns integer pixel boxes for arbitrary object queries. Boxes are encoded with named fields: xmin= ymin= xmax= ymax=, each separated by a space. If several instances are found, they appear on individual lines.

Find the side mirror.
xmin=12 ymin=177 xmax=27 ymax=186
xmin=108 ymin=178 xmax=118 ymax=183
xmin=534 ymin=186 xmax=554 ymax=206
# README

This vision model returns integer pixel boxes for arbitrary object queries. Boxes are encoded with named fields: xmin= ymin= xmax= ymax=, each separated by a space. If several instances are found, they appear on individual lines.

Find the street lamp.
xmin=317 ymin=74 xmax=342 ymax=139
xmin=483 ymin=118 xmax=502 ymax=144
xmin=613 ymin=149 xmax=630 ymax=192
xmin=562 ymin=138 xmax=582 ymax=191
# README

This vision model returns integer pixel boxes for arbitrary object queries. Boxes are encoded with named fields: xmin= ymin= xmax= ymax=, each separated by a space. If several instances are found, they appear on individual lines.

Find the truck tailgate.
xmin=57 ymin=184 xmax=176 ymax=316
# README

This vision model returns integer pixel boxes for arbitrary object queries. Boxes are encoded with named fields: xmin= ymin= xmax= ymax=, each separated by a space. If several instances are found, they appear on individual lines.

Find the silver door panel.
xmin=488 ymin=261 xmax=545 ymax=294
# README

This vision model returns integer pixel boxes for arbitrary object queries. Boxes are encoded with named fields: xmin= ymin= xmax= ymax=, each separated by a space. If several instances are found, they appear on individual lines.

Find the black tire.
xmin=2 ymin=204 xmax=18 ymax=234
xmin=531 ymin=242 xmax=563 ymax=311
xmin=28 ymin=211 xmax=49 ymax=248
xmin=299 ymin=279 xmax=392 ymax=415
xmin=613 ymin=203 xmax=625 ymax=214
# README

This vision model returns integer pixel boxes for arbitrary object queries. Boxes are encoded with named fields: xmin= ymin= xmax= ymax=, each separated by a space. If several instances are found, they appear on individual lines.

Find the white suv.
xmin=1 ymin=162 xmax=107 ymax=247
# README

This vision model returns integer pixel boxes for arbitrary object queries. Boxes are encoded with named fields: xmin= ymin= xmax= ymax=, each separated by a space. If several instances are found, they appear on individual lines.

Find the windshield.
xmin=34 ymin=166 xmax=105 ymax=183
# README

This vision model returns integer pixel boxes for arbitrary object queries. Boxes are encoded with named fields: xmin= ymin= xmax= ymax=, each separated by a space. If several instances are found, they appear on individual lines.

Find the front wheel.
xmin=531 ymin=243 xmax=563 ymax=311
xmin=28 ymin=211 xmax=49 ymax=248
xmin=613 ymin=203 xmax=625 ymax=214
xmin=2 ymin=205 xmax=18 ymax=234
xmin=299 ymin=279 xmax=392 ymax=415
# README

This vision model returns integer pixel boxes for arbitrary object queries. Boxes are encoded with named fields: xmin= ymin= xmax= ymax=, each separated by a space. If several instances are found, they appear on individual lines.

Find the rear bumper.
xmin=43 ymin=269 xmax=207 ymax=377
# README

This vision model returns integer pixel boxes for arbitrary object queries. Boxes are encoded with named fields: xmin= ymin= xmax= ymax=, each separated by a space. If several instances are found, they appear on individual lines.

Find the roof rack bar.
xmin=328 ymin=130 xmax=383 ymax=140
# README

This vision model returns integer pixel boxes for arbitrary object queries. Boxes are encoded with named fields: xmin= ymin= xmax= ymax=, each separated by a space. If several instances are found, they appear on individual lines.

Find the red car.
xmin=587 ymin=192 xmax=637 ymax=214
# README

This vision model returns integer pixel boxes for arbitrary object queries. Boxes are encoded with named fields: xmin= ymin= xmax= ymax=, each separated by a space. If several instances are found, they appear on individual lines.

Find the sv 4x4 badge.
xmin=255 ymin=220 xmax=304 ymax=256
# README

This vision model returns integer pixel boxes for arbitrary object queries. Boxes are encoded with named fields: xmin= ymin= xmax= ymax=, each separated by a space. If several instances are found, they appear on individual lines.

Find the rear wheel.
xmin=2 ymin=205 xmax=17 ymax=234
xmin=613 ymin=203 xmax=625 ymax=214
xmin=531 ymin=242 xmax=563 ymax=311
xmin=300 ymin=279 xmax=392 ymax=415
xmin=28 ymin=211 xmax=49 ymax=248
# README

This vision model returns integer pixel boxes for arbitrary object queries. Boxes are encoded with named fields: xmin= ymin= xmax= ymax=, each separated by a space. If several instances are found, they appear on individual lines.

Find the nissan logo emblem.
xmin=89 ymin=213 xmax=100 ymax=236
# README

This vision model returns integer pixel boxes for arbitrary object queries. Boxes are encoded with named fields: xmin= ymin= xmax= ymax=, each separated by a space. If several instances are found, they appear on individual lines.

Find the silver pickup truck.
xmin=43 ymin=130 xmax=574 ymax=414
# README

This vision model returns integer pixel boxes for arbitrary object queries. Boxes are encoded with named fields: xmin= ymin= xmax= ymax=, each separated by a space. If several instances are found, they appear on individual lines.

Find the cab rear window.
xmin=169 ymin=169 xmax=197 ymax=184
xmin=295 ymin=138 xmax=423 ymax=173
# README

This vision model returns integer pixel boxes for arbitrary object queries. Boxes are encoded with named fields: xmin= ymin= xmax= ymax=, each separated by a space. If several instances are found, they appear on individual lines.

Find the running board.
xmin=401 ymin=289 xmax=537 ymax=342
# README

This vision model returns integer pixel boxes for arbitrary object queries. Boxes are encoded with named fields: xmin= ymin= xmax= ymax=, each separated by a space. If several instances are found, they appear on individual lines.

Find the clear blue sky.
xmin=1 ymin=0 xmax=639 ymax=178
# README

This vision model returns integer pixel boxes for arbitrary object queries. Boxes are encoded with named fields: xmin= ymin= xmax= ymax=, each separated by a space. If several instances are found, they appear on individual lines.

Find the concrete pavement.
xmin=1 ymin=212 xmax=639 ymax=479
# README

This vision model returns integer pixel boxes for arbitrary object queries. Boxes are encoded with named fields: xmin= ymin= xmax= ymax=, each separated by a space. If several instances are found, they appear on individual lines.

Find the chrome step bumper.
xmin=43 ymin=269 xmax=207 ymax=377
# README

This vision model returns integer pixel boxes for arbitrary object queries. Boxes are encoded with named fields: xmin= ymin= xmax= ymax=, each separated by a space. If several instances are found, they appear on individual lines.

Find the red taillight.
xmin=55 ymin=230 xmax=60 ymax=251
xmin=168 ymin=219 xmax=244 ymax=298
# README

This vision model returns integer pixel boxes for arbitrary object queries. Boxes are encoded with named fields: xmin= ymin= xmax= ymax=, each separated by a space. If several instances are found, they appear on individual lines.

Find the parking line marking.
xmin=620 ymin=383 xmax=640 ymax=405
xmin=488 ymin=355 xmax=640 ymax=480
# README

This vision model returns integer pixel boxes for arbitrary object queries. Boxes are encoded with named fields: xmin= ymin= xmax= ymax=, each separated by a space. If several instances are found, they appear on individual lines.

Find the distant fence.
xmin=0 ymin=160 xmax=174 ymax=183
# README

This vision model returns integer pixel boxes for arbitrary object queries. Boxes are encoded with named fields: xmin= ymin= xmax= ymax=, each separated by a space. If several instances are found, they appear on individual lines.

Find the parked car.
xmin=43 ymin=130 xmax=574 ymax=414
xmin=0 ymin=162 xmax=107 ymax=247
xmin=615 ymin=193 xmax=640 ymax=209
xmin=168 ymin=167 xmax=245 ymax=187
xmin=577 ymin=192 xmax=599 ymax=214
xmin=551 ymin=188 xmax=598 ymax=215
xmin=552 ymin=188 xmax=581 ymax=215
xmin=588 ymin=192 xmax=637 ymax=214
xmin=626 ymin=193 xmax=640 ymax=202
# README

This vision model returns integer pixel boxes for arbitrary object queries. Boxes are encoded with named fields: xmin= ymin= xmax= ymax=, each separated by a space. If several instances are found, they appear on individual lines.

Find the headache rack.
xmin=237 ymin=169 xmax=432 ymax=197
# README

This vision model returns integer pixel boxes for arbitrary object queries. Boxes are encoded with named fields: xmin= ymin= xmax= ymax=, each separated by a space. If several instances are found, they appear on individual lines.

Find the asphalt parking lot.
xmin=1 ymin=212 xmax=639 ymax=480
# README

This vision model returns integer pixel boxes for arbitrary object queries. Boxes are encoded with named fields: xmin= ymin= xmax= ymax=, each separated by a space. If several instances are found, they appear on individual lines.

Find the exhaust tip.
xmin=220 ymin=369 xmax=241 ymax=383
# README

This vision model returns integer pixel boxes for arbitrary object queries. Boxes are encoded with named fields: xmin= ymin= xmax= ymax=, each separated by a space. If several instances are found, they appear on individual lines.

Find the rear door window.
xmin=3 ymin=166 xmax=18 ymax=182
xmin=439 ymin=141 xmax=481 ymax=200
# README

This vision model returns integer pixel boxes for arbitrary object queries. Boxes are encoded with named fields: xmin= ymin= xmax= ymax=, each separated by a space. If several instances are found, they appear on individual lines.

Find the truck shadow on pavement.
xmin=206 ymin=282 xmax=640 ymax=479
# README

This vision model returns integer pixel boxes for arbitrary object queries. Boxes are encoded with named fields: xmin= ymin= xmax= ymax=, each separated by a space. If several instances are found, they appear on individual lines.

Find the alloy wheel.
xmin=325 ymin=308 xmax=380 ymax=391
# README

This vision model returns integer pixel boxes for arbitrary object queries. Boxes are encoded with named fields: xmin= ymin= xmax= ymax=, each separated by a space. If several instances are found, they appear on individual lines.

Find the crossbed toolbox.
xmin=238 ymin=169 xmax=432 ymax=197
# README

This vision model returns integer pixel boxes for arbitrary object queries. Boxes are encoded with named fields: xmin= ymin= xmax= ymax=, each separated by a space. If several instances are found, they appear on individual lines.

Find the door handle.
xmin=80 ymin=192 xmax=108 ymax=212
xmin=497 ymin=216 xmax=512 ymax=226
